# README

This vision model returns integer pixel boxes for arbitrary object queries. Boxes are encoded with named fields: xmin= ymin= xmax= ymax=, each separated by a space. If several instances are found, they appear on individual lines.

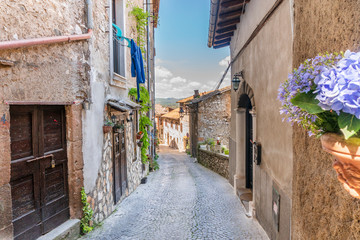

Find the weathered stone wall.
xmin=88 ymin=109 xmax=147 ymax=223
xmin=88 ymin=132 xmax=115 ymax=223
xmin=198 ymin=149 xmax=229 ymax=180
xmin=0 ymin=1 xmax=89 ymax=237
xmin=292 ymin=1 xmax=360 ymax=239
xmin=198 ymin=91 xmax=231 ymax=148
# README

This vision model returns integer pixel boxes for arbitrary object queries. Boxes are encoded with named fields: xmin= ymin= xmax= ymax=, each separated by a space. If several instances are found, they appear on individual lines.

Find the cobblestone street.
xmin=81 ymin=146 xmax=268 ymax=240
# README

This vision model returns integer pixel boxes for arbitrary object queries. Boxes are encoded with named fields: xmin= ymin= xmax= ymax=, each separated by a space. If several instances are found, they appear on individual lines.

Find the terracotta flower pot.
xmin=320 ymin=133 xmax=360 ymax=199
xmin=136 ymin=132 xmax=143 ymax=140
xmin=103 ymin=125 xmax=113 ymax=133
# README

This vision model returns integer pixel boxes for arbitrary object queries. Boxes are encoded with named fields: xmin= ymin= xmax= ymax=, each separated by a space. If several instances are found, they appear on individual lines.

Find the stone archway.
xmin=234 ymin=80 xmax=256 ymax=192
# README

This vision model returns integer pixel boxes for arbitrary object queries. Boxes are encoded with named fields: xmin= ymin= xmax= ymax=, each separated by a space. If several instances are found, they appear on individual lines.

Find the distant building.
xmin=186 ymin=86 xmax=231 ymax=157
xmin=161 ymin=108 xmax=189 ymax=152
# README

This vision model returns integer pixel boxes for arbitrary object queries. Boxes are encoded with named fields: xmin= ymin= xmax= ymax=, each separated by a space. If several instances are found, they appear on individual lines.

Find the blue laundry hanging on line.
xmin=131 ymin=39 xmax=146 ymax=101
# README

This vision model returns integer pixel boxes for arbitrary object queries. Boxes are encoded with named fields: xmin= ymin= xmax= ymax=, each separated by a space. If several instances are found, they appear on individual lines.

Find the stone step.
xmin=236 ymin=188 xmax=253 ymax=218
xmin=37 ymin=219 xmax=80 ymax=240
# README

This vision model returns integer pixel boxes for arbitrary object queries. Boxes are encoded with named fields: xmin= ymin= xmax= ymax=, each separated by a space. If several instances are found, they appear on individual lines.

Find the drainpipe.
xmin=146 ymin=0 xmax=153 ymax=159
xmin=0 ymin=1 xmax=93 ymax=50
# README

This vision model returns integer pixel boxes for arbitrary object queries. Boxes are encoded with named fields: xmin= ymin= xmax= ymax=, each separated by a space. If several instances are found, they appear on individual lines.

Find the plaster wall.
xmin=230 ymin=0 xmax=293 ymax=238
xmin=82 ymin=0 xmax=143 ymax=192
xmin=230 ymin=0 xmax=278 ymax=63
xmin=291 ymin=0 xmax=360 ymax=239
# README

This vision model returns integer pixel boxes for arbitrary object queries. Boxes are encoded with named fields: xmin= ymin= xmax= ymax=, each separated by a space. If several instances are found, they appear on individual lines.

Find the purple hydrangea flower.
xmin=315 ymin=50 xmax=360 ymax=119
xmin=278 ymin=53 xmax=342 ymax=136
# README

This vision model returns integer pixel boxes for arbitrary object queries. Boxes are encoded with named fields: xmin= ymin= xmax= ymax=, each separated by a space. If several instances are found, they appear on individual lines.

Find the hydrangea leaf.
xmin=290 ymin=92 xmax=325 ymax=114
xmin=338 ymin=112 xmax=360 ymax=139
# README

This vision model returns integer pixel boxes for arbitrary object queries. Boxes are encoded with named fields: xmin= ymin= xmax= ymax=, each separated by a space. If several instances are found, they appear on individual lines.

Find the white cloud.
xmin=155 ymin=64 xmax=223 ymax=98
xmin=188 ymin=82 xmax=201 ymax=87
xmin=219 ymin=56 xmax=230 ymax=67
xmin=170 ymin=77 xmax=187 ymax=84
xmin=155 ymin=65 xmax=173 ymax=78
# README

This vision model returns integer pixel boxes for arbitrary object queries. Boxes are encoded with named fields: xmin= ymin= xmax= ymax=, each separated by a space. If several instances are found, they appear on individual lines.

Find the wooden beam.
xmin=218 ymin=18 xmax=240 ymax=27
xmin=214 ymin=32 xmax=234 ymax=40
xmin=216 ymin=25 xmax=236 ymax=34
xmin=213 ymin=38 xmax=231 ymax=45
xmin=219 ymin=10 xmax=242 ymax=19
xmin=221 ymin=0 xmax=250 ymax=8
xmin=213 ymin=42 xmax=230 ymax=49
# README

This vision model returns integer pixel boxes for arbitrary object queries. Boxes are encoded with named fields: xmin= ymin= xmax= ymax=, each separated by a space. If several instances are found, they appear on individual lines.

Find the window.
xmin=112 ymin=0 xmax=126 ymax=77
xmin=180 ymin=123 xmax=183 ymax=132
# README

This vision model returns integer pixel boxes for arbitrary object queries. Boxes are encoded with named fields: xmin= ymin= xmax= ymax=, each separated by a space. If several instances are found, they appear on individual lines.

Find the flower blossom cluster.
xmin=314 ymin=50 xmax=360 ymax=119
xmin=278 ymin=53 xmax=342 ymax=135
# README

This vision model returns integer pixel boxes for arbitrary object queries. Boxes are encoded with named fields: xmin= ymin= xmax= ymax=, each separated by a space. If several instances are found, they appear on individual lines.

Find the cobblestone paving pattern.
xmin=81 ymin=146 xmax=268 ymax=240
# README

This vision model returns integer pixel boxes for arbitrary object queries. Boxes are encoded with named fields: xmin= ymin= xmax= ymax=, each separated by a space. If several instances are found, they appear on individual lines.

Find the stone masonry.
xmin=197 ymin=89 xmax=231 ymax=148
xmin=87 ymin=112 xmax=147 ymax=224
xmin=198 ymin=149 xmax=229 ymax=180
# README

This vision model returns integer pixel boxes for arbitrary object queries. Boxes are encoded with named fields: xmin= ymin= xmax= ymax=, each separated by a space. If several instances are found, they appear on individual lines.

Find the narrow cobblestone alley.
xmin=81 ymin=146 xmax=268 ymax=240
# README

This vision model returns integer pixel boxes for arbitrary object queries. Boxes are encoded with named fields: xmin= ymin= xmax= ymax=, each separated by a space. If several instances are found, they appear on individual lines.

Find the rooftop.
xmin=161 ymin=108 xmax=180 ymax=120
xmin=208 ymin=0 xmax=251 ymax=49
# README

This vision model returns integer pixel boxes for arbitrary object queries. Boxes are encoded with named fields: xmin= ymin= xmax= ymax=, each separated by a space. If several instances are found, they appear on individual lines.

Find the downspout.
xmin=0 ymin=1 xmax=93 ymax=50
xmin=146 ymin=0 xmax=153 ymax=158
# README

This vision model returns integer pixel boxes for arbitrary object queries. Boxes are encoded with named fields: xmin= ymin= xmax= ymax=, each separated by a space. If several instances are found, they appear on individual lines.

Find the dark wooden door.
xmin=113 ymin=119 xmax=127 ymax=203
xmin=10 ymin=106 xmax=69 ymax=240
xmin=245 ymin=102 xmax=253 ymax=189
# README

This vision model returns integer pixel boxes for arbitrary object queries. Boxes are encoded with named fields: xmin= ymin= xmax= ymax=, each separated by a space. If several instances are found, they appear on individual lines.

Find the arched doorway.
xmin=238 ymin=94 xmax=253 ymax=189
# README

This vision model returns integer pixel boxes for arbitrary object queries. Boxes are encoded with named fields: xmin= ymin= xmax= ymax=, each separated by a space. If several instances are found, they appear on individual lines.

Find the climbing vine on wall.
xmin=129 ymin=6 xmax=152 ymax=57
xmin=129 ymin=86 xmax=153 ymax=164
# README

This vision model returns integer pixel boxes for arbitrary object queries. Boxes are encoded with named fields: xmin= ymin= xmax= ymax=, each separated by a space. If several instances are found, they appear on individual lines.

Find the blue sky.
xmin=155 ymin=0 xmax=230 ymax=98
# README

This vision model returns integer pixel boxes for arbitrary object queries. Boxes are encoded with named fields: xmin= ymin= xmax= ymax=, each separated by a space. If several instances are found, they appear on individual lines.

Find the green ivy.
xmin=80 ymin=188 xmax=93 ymax=235
xmin=129 ymin=86 xmax=153 ymax=164
xmin=129 ymin=6 xmax=151 ymax=57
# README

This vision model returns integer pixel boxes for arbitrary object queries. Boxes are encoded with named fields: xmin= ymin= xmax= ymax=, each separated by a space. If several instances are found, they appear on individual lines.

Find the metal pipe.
xmin=146 ymin=0 xmax=153 ymax=158
xmin=86 ymin=0 xmax=94 ymax=29
xmin=0 ymin=30 xmax=92 ymax=50
xmin=0 ymin=0 xmax=93 ymax=50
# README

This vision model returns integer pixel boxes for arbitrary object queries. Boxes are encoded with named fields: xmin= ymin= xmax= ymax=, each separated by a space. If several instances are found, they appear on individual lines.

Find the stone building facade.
xmin=0 ymin=0 xmax=159 ymax=239
xmin=207 ymin=0 xmax=360 ymax=239
xmin=187 ymin=87 xmax=231 ymax=157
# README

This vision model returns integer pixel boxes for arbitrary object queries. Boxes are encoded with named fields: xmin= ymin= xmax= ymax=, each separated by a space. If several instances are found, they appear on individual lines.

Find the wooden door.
xmin=113 ymin=118 xmax=127 ymax=203
xmin=245 ymin=101 xmax=253 ymax=189
xmin=10 ymin=106 xmax=69 ymax=240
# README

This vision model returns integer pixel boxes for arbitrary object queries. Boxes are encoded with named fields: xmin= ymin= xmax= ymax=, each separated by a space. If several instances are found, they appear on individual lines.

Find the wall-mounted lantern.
xmin=127 ymin=111 xmax=133 ymax=122
xmin=232 ymin=71 xmax=243 ymax=91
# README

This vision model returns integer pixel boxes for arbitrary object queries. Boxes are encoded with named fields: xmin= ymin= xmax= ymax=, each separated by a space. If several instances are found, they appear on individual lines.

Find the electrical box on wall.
xmin=253 ymin=142 xmax=261 ymax=165
xmin=272 ymin=187 xmax=280 ymax=232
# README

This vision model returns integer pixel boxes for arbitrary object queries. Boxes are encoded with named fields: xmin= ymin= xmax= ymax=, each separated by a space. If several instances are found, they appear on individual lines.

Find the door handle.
xmin=26 ymin=154 xmax=54 ymax=163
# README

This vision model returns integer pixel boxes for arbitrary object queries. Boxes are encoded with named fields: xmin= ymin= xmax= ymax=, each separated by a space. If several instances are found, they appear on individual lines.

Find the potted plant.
xmin=136 ymin=131 xmax=144 ymax=140
xmin=278 ymin=50 xmax=360 ymax=198
xmin=103 ymin=119 xmax=114 ymax=133
xmin=207 ymin=138 xmax=215 ymax=151
xmin=214 ymin=137 xmax=222 ymax=153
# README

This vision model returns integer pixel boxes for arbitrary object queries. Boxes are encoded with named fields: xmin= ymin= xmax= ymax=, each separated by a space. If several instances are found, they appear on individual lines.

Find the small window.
xmin=180 ymin=123 xmax=183 ymax=132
